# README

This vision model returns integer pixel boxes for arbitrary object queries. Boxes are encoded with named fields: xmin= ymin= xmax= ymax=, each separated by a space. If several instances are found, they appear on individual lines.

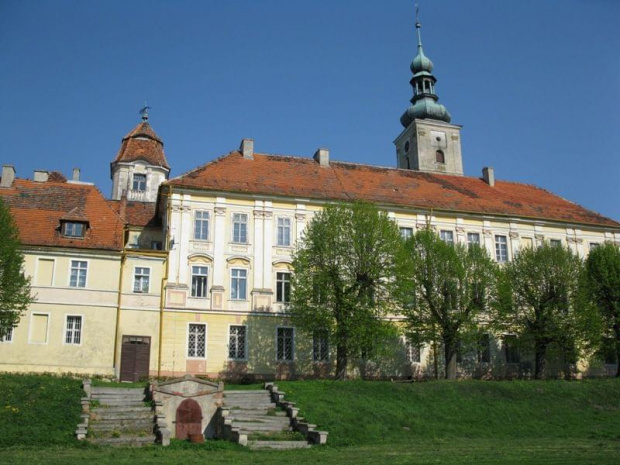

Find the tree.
xmin=400 ymin=228 xmax=499 ymax=380
xmin=495 ymin=243 xmax=583 ymax=380
xmin=290 ymin=202 xmax=406 ymax=380
xmin=585 ymin=242 xmax=620 ymax=377
xmin=0 ymin=197 xmax=34 ymax=339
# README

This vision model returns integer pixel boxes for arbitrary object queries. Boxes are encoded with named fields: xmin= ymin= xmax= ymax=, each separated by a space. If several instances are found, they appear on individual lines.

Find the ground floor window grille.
xmin=0 ymin=326 xmax=14 ymax=342
xmin=313 ymin=331 xmax=329 ymax=362
xmin=65 ymin=316 xmax=82 ymax=345
xmin=188 ymin=324 xmax=206 ymax=358
xmin=504 ymin=335 xmax=520 ymax=364
xmin=405 ymin=338 xmax=421 ymax=363
xmin=277 ymin=327 xmax=294 ymax=362
xmin=478 ymin=334 xmax=491 ymax=363
xmin=228 ymin=325 xmax=247 ymax=360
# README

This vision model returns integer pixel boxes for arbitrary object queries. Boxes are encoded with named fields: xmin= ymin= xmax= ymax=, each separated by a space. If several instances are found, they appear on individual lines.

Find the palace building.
xmin=1 ymin=19 xmax=618 ymax=380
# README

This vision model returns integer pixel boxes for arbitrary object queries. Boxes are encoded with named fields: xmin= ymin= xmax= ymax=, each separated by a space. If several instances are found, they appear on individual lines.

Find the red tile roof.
xmin=112 ymin=122 xmax=170 ymax=170
xmin=0 ymin=179 xmax=124 ymax=251
xmin=108 ymin=200 xmax=160 ymax=228
xmin=168 ymin=152 xmax=619 ymax=228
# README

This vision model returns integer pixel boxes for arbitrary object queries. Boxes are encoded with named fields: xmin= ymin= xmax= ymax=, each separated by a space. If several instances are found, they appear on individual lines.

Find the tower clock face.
xmin=430 ymin=131 xmax=447 ymax=148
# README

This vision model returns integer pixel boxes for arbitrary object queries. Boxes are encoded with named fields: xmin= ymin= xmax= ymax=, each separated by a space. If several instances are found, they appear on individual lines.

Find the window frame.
xmin=477 ymin=333 xmax=491 ymax=364
xmin=62 ymin=221 xmax=86 ymax=238
xmin=549 ymin=239 xmax=562 ymax=248
xmin=64 ymin=314 xmax=83 ymax=346
xmin=69 ymin=260 xmax=88 ymax=288
xmin=440 ymin=230 xmax=454 ymax=245
xmin=132 ymin=173 xmax=147 ymax=192
xmin=275 ymin=271 xmax=291 ymax=303
xmin=230 ymin=268 xmax=248 ymax=301
xmin=504 ymin=335 xmax=520 ymax=364
xmin=187 ymin=323 xmax=207 ymax=359
xmin=276 ymin=217 xmax=292 ymax=247
xmin=276 ymin=326 xmax=295 ymax=362
xmin=191 ymin=265 xmax=209 ymax=298
xmin=399 ymin=227 xmax=414 ymax=240
xmin=228 ymin=324 xmax=248 ymax=361
xmin=467 ymin=232 xmax=481 ymax=248
xmin=28 ymin=312 xmax=50 ymax=345
xmin=133 ymin=266 xmax=151 ymax=293
xmin=231 ymin=213 xmax=249 ymax=244
xmin=193 ymin=210 xmax=210 ymax=241
xmin=405 ymin=337 xmax=421 ymax=364
xmin=35 ymin=257 xmax=56 ymax=287
xmin=312 ymin=331 xmax=329 ymax=362
xmin=0 ymin=325 xmax=14 ymax=343
xmin=495 ymin=235 xmax=509 ymax=263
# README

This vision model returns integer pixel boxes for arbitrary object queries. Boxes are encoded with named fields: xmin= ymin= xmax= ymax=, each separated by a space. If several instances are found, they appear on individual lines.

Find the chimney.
xmin=313 ymin=148 xmax=330 ymax=167
xmin=482 ymin=166 xmax=495 ymax=187
xmin=72 ymin=168 xmax=81 ymax=182
xmin=1 ymin=165 xmax=16 ymax=188
xmin=240 ymin=138 xmax=254 ymax=160
xmin=33 ymin=170 xmax=49 ymax=183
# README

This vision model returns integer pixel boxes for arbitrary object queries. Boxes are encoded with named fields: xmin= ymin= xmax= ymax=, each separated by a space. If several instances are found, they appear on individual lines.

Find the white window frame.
xmin=231 ymin=213 xmax=249 ymax=244
xmin=63 ymin=222 xmax=86 ymax=238
xmin=275 ymin=271 xmax=291 ymax=303
xmin=69 ymin=259 xmax=88 ymax=288
xmin=228 ymin=324 xmax=248 ymax=361
xmin=495 ymin=235 xmax=509 ymax=263
xmin=194 ymin=210 xmax=210 ymax=241
xmin=467 ymin=232 xmax=481 ymax=248
xmin=549 ymin=239 xmax=562 ymax=248
xmin=230 ymin=268 xmax=248 ymax=301
xmin=276 ymin=217 xmax=292 ymax=247
xmin=133 ymin=173 xmax=147 ymax=191
xmin=404 ymin=337 xmax=421 ymax=364
xmin=64 ymin=314 xmax=83 ymax=346
xmin=191 ymin=265 xmax=209 ymax=298
xmin=399 ymin=227 xmax=414 ymax=240
xmin=28 ymin=312 xmax=50 ymax=345
xmin=312 ymin=331 xmax=329 ymax=362
xmin=0 ymin=325 xmax=14 ymax=343
xmin=187 ymin=322 xmax=207 ymax=359
xmin=276 ymin=326 xmax=295 ymax=362
xmin=35 ymin=257 xmax=56 ymax=287
xmin=133 ymin=266 xmax=151 ymax=293
xmin=440 ymin=230 xmax=454 ymax=244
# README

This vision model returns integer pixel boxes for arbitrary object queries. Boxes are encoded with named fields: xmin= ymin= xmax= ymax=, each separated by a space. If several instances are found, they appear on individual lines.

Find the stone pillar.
xmin=211 ymin=202 xmax=227 ymax=309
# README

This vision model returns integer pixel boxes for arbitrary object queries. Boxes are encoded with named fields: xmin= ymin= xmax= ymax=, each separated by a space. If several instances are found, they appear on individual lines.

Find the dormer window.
xmin=62 ymin=221 xmax=86 ymax=238
xmin=133 ymin=174 xmax=146 ymax=191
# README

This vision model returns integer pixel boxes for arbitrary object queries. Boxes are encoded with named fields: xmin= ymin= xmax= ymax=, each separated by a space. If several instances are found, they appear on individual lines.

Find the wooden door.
xmin=120 ymin=335 xmax=151 ymax=382
xmin=176 ymin=399 xmax=203 ymax=440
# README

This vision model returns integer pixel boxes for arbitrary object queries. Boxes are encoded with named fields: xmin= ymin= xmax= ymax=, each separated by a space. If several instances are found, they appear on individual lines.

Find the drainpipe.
xmin=158 ymin=186 xmax=173 ymax=378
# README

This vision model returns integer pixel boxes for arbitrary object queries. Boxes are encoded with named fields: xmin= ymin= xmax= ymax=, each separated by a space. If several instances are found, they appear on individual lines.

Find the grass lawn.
xmin=1 ymin=374 xmax=619 ymax=464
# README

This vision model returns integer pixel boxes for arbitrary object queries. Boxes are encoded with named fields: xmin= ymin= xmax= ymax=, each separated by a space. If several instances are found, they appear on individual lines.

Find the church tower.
xmin=110 ymin=108 xmax=170 ymax=202
xmin=394 ymin=14 xmax=464 ymax=176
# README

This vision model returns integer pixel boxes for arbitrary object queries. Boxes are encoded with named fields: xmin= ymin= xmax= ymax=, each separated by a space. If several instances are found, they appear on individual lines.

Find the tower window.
xmin=133 ymin=174 xmax=146 ymax=191
xmin=404 ymin=140 xmax=410 ymax=153
xmin=436 ymin=150 xmax=445 ymax=164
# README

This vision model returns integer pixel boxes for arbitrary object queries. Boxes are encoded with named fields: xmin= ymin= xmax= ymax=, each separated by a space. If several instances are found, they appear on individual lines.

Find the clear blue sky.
xmin=1 ymin=0 xmax=619 ymax=221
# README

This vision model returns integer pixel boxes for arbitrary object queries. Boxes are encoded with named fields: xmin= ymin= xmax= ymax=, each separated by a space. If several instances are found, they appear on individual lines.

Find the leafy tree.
xmin=585 ymin=242 xmax=620 ymax=377
xmin=495 ymin=243 xmax=583 ymax=379
xmin=290 ymin=202 xmax=406 ymax=380
xmin=400 ymin=228 xmax=499 ymax=380
xmin=0 ymin=197 xmax=34 ymax=339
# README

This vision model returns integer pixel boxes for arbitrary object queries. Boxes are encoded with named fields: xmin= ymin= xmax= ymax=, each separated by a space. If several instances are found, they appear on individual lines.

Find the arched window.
xmin=436 ymin=150 xmax=445 ymax=164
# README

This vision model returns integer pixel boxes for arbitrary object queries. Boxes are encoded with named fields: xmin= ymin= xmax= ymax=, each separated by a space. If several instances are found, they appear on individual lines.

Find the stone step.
xmin=228 ymin=415 xmax=290 ymax=423
xmin=225 ymin=390 xmax=269 ymax=395
xmin=88 ymin=435 xmax=155 ymax=447
xmin=92 ymin=395 xmax=147 ymax=401
xmin=235 ymin=424 xmax=292 ymax=432
xmin=229 ymin=410 xmax=287 ymax=417
xmin=90 ymin=419 xmax=154 ymax=430
xmin=92 ymin=389 xmax=146 ymax=396
xmin=248 ymin=440 xmax=311 ymax=450
xmin=226 ymin=403 xmax=276 ymax=409
xmin=96 ymin=401 xmax=150 ymax=407
xmin=93 ymin=405 xmax=151 ymax=413
xmin=92 ymin=410 xmax=153 ymax=421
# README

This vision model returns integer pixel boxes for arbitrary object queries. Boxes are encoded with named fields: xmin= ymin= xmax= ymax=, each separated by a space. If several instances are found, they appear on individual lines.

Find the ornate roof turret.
xmin=113 ymin=119 xmax=169 ymax=170
xmin=400 ymin=13 xmax=451 ymax=127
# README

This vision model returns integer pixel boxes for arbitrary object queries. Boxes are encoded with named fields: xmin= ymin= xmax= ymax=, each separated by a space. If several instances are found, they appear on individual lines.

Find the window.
xmin=65 ymin=316 xmax=82 ymax=345
xmin=231 ymin=269 xmax=247 ymax=300
xmin=194 ymin=211 xmax=209 ymax=241
xmin=477 ymin=334 xmax=491 ymax=363
xmin=63 ymin=222 xmax=85 ymax=238
xmin=405 ymin=338 xmax=421 ymax=363
xmin=550 ymin=239 xmax=562 ymax=248
xmin=590 ymin=243 xmax=600 ymax=251
xmin=29 ymin=313 xmax=49 ymax=344
xmin=440 ymin=230 xmax=454 ymax=244
xmin=191 ymin=266 xmax=208 ymax=298
xmin=232 ymin=213 xmax=248 ymax=243
xmin=467 ymin=232 xmax=480 ymax=247
xmin=313 ymin=331 xmax=329 ymax=362
xmin=495 ymin=235 xmax=508 ymax=263
xmin=277 ymin=327 xmax=294 ymax=362
xmin=133 ymin=174 xmax=146 ymax=191
xmin=276 ymin=272 xmax=291 ymax=303
xmin=70 ymin=260 xmax=87 ymax=288
xmin=436 ymin=150 xmax=445 ymax=164
xmin=151 ymin=241 xmax=162 ymax=250
xmin=0 ymin=326 xmax=13 ymax=343
xmin=400 ymin=227 xmax=413 ymax=240
xmin=36 ymin=258 xmax=55 ymax=286
xmin=504 ymin=335 xmax=520 ymax=364
xmin=277 ymin=217 xmax=292 ymax=246
xmin=188 ymin=323 xmax=206 ymax=358
xmin=133 ymin=267 xmax=150 ymax=293
xmin=228 ymin=325 xmax=247 ymax=360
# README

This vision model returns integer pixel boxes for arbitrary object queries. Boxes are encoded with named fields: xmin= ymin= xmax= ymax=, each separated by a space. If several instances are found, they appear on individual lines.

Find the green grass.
xmin=1 ymin=374 xmax=619 ymax=463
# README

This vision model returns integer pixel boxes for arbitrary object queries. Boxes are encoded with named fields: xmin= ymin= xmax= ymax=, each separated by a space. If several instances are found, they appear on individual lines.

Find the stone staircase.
xmin=223 ymin=390 xmax=310 ymax=450
xmin=87 ymin=387 xmax=155 ymax=446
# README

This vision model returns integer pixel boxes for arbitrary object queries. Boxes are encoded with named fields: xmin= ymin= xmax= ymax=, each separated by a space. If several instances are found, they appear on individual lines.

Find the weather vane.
xmin=139 ymin=102 xmax=151 ymax=122
xmin=415 ymin=3 xmax=421 ymax=27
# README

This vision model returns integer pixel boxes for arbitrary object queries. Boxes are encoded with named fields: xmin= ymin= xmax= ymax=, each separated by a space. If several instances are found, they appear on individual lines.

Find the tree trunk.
xmin=614 ymin=324 xmax=620 ymax=378
xmin=444 ymin=335 xmax=457 ymax=380
xmin=534 ymin=339 xmax=547 ymax=380
xmin=336 ymin=343 xmax=348 ymax=380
